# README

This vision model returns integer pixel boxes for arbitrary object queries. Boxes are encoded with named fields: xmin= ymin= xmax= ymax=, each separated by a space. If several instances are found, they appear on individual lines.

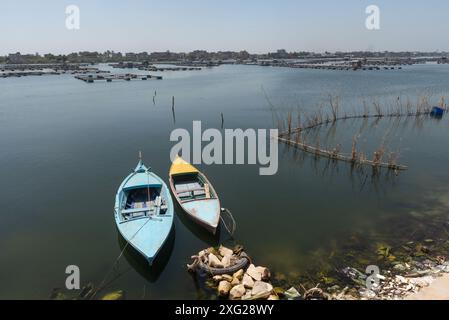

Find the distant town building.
xmin=352 ymin=60 xmax=362 ymax=70
xmin=8 ymin=52 xmax=24 ymax=64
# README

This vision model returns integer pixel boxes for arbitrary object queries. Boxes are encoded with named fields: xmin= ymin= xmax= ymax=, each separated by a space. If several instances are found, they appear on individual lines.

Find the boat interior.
xmin=121 ymin=187 xmax=168 ymax=220
xmin=172 ymin=173 xmax=215 ymax=203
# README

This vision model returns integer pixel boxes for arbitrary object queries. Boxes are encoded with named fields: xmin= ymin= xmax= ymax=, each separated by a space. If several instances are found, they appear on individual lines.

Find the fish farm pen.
xmin=139 ymin=66 xmax=202 ymax=72
xmin=0 ymin=71 xmax=61 ymax=78
xmin=0 ymin=63 xmax=112 ymax=78
xmin=289 ymin=64 xmax=403 ymax=71
xmin=276 ymin=96 xmax=447 ymax=172
xmin=108 ymin=62 xmax=203 ymax=72
xmin=74 ymin=73 xmax=163 ymax=83
xmin=65 ymin=69 xmax=111 ymax=75
xmin=248 ymin=56 xmax=427 ymax=71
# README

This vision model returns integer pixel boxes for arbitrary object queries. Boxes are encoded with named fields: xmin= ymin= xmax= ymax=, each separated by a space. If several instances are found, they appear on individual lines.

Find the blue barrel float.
xmin=430 ymin=106 xmax=445 ymax=118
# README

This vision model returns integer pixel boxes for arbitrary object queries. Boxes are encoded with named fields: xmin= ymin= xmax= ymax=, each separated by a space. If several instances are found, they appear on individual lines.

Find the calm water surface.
xmin=1 ymin=64 xmax=449 ymax=299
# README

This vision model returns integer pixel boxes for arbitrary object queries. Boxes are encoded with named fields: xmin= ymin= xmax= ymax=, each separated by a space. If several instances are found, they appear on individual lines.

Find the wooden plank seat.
xmin=177 ymin=187 xmax=208 ymax=201
xmin=193 ymin=189 xmax=206 ymax=197
xmin=174 ymin=179 xmax=211 ymax=201
xmin=122 ymin=196 xmax=166 ymax=217
xmin=178 ymin=191 xmax=191 ymax=198
xmin=176 ymin=187 xmax=205 ymax=194
xmin=122 ymin=207 xmax=154 ymax=215
xmin=174 ymin=181 xmax=202 ymax=191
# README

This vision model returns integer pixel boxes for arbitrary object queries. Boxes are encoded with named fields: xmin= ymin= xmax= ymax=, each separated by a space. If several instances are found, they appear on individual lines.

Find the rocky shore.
xmin=285 ymin=212 xmax=449 ymax=300
xmin=189 ymin=237 xmax=449 ymax=301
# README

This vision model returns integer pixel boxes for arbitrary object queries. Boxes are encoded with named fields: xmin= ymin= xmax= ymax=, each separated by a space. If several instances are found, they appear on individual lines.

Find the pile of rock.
xmin=213 ymin=263 xmax=278 ymax=300
xmin=200 ymin=245 xmax=240 ymax=269
xmin=188 ymin=245 xmax=281 ymax=300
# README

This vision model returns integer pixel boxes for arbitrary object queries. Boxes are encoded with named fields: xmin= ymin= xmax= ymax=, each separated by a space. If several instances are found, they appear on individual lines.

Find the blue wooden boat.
xmin=114 ymin=159 xmax=174 ymax=265
xmin=169 ymin=156 xmax=221 ymax=234
xmin=430 ymin=106 xmax=444 ymax=118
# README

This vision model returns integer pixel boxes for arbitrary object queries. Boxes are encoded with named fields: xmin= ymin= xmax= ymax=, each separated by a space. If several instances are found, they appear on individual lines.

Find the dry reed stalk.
xmin=373 ymin=143 xmax=385 ymax=165
xmin=329 ymin=96 xmax=339 ymax=121
xmin=406 ymin=99 xmax=412 ymax=116
xmin=373 ymin=100 xmax=382 ymax=117
xmin=363 ymin=103 xmax=369 ymax=118
xmin=287 ymin=111 xmax=292 ymax=135
xmin=351 ymin=135 xmax=358 ymax=161
xmin=296 ymin=112 xmax=302 ymax=130
xmin=395 ymin=96 xmax=401 ymax=114
xmin=317 ymin=108 xmax=323 ymax=124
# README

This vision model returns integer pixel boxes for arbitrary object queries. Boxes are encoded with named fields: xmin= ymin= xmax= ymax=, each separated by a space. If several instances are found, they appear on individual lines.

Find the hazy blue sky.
xmin=1 ymin=0 xmax=449 ymax=55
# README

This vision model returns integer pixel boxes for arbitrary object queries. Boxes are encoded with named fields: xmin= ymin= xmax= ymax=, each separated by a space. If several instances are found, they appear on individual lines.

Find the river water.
xmin=1 ymin=64 xmax=449 ymax=299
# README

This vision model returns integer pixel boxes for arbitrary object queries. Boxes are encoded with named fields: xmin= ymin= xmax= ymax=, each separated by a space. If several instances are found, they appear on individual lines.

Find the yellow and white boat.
xmin=169 ymin=156 xmax=221 ymax=234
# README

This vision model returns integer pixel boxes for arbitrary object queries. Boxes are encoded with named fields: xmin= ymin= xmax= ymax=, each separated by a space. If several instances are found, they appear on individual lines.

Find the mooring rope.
xmin=92 ymin=216 xmax=152 ymax=299
xmin=220 ymin=208 xmax=236 ymax=237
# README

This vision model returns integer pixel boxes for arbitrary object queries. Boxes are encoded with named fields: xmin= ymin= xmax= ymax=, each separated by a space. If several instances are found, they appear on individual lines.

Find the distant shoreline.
xmin=1 ymin=50 xmax=448 ymax=66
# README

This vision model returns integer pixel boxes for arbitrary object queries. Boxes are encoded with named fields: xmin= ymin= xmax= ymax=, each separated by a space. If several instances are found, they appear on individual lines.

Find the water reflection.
xmin=281 ymin=112 xmax=448 ymax=194
xmin=118 ymin=226 xmax=175 ymax=283
xmin=282 ymin=144 xmax=400 ymax=194
xmin=174 ymin=202 xmax=223 ymax=246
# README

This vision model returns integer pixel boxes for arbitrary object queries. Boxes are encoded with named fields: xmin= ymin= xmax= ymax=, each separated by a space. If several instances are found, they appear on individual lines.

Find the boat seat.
xmin=174 ymin=183 xmax=189 ymax=191
xmin=178 ymin=191 xmax=191 ymax=198
xmin=177 ymin=187 xmax=204 ymax=194
xmin=131 ymin=211 xmax=146 ymax=218
xmin=193 ymin=190 xmax=206 ymax=197
xmin=175 ymin=181 xmax=202 ymax=191
xmin=121 ymin=207 xmax=153 ymax=215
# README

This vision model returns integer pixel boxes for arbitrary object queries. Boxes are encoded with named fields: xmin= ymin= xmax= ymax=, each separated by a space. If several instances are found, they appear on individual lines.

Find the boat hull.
xmin=114 ymin=215 xmax=173 ymax=265
xmin=177 ymin=198 xmax=220 ymax=234
xmin=114 ymin=162 xmax=174 ymax=265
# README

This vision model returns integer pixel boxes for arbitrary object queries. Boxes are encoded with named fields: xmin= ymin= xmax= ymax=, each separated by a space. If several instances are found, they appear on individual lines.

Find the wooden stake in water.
xmin=221 ymin=113 xmax=224 ymax=128
xmin=171 ymin=102 xmax=176 ymax=124
xmin=152 ymin=90 xmax=157 ymax=105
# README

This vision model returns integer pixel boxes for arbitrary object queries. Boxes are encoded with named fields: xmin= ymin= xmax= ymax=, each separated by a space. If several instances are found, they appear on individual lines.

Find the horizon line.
xmin=3 ymin=49 xmax=449 ymax=56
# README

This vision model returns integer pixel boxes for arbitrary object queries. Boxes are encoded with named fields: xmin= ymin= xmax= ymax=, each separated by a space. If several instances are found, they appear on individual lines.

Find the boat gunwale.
xmin=176 ymin=197 xmax=219 ymax=205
